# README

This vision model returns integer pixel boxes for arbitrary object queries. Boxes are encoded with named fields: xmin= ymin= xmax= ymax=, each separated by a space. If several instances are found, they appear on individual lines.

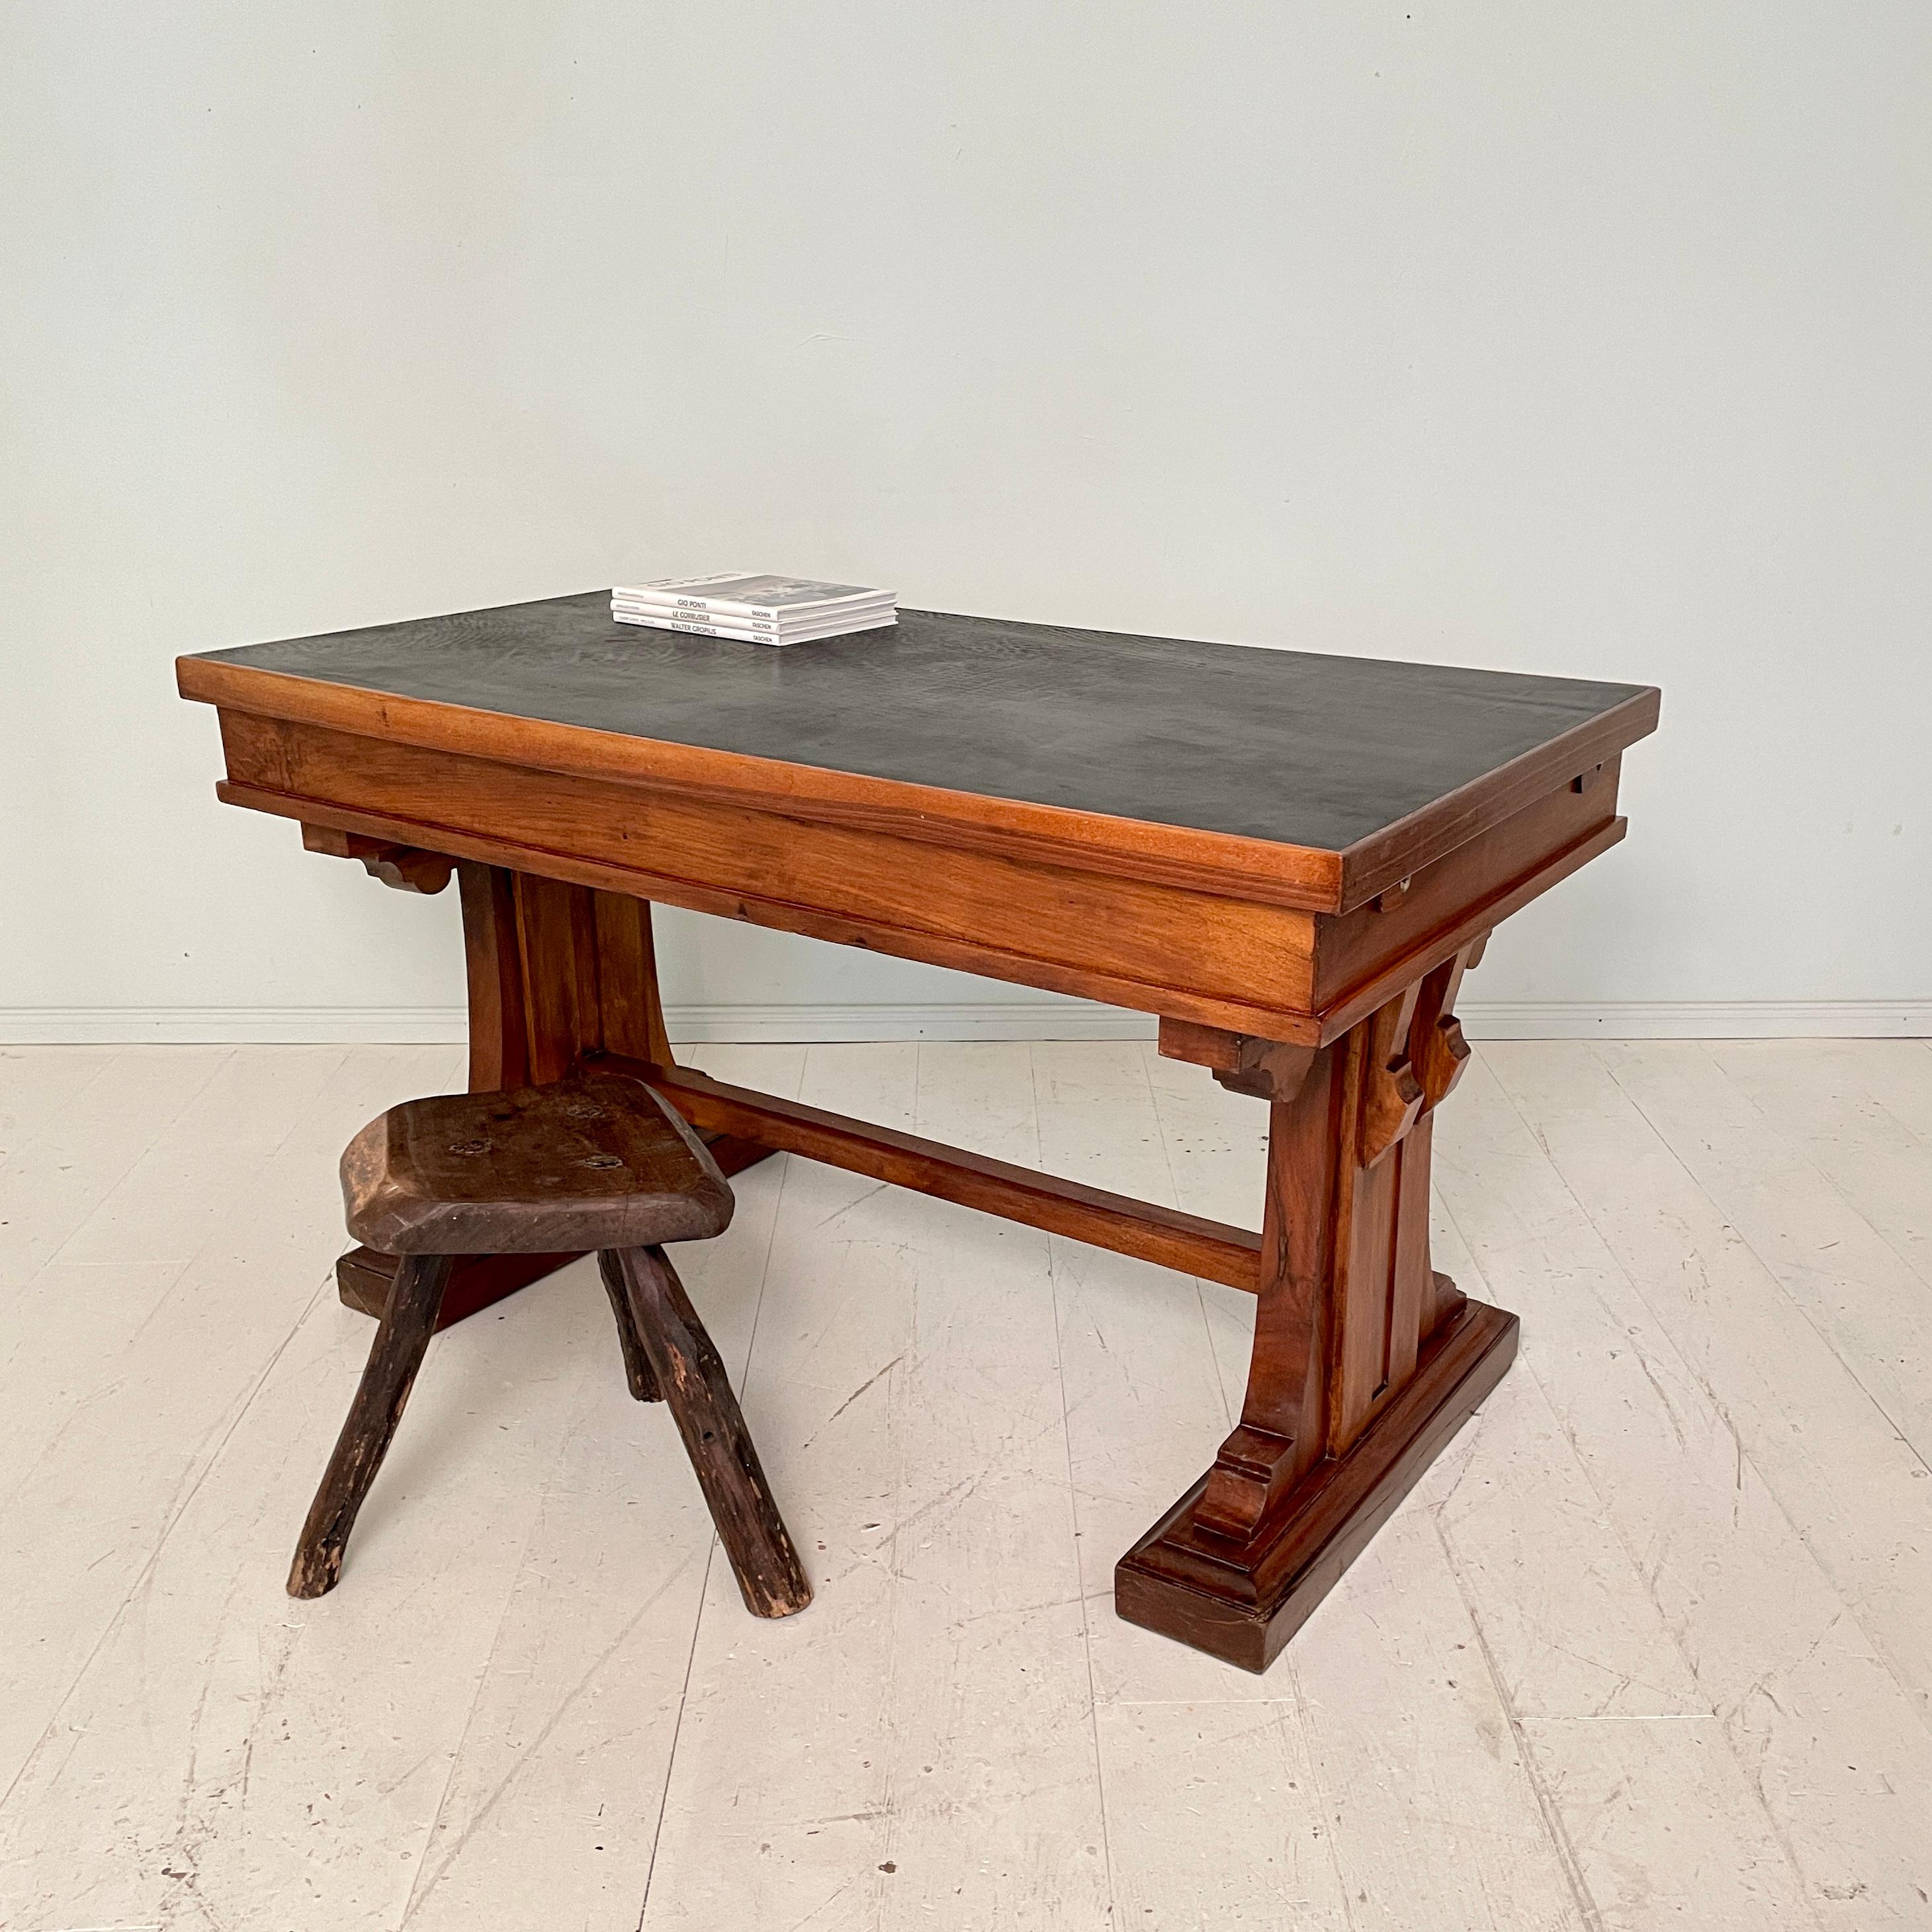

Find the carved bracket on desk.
xmin=301 ymin=822 xmax=455 ymax=895
xmin=1155 ymin=1018 xmax=1318 ymax=1102
xmin=1358 ymin=930 xmax=1487 ymax=1168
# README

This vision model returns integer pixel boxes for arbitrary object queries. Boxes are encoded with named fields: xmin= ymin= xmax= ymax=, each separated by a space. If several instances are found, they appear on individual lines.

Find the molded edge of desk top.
xmin=177 ymin=612 xmax=1660 ymax=916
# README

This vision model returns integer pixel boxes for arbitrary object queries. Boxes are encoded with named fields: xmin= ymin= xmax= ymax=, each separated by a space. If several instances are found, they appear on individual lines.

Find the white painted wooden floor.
xmin=3 ymin=1039 xmax=1929 ymax=1931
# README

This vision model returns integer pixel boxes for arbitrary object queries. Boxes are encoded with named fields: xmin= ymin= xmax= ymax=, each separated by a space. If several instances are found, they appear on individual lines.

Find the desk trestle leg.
xmin=1118 ymin=938 xmax=1516 ymax=1671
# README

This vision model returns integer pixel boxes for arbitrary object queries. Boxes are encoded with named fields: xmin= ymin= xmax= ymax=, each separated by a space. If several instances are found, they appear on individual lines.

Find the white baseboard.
xmin=1 ymin=999 xmax=1926 ymax=1045
xmin=0 ymin=1006 xmax=480 ymax=1046
xmin=0 ymin=1002 xmax=1151 ymax=1047
xmin=1462 ymin=1000 xmax=1931 ymax=1039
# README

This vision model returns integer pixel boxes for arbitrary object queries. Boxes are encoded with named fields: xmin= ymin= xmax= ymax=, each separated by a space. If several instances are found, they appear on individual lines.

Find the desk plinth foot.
xmin=1116 ymin=1295 xmax=1516 ymax=1671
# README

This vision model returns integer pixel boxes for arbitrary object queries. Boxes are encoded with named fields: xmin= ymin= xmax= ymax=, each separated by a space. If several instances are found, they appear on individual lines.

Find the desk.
xmin=179 ymin=593 xmax=1658 ymax=1670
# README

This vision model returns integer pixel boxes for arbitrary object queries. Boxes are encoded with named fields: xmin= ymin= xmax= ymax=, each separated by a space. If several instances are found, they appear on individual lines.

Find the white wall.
xmin=5 ymin=1 xmax=1928 ymax=1041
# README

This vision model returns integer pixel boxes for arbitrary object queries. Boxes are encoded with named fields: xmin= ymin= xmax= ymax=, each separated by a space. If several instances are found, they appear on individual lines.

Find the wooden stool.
xmin=287 ymin=1072 xmax=811 ymax=1618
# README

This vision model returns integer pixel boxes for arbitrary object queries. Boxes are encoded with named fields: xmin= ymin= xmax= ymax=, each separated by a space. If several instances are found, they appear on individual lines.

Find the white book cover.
xmin=611 ymin=593 xmax=895 ymax=636
xmin=613 ymin=608 xmax=899 ymax=647
xmin=611 ymin=572 xmax=895 ymax=622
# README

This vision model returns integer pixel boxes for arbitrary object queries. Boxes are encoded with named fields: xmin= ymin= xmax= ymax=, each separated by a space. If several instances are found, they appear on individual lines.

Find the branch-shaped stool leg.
xmin=597 ymin=1249 xmax=662 ymax=1401
xmin=611 ymin=1245 xmax=812 ymax=1618
xmin=288 ymin=1252 xmax=453 ymax=1599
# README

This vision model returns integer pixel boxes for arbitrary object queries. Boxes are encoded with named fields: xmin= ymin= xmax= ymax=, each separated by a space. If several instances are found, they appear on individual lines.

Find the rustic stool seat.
xmin=288 ymin=1072 xmax=810 ymax=1620
xmin=341 ymin=1075 xmax=734 ymax=1254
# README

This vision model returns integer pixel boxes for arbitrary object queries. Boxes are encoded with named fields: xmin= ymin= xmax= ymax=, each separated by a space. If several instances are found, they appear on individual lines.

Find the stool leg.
xmin=288 ymin=1252 xmax=453 ymax=1599
xmin=612 ymin=1245 xmax=813 ymax=1618
xmin=597 ymin=1249 xmax=662 ymax=1401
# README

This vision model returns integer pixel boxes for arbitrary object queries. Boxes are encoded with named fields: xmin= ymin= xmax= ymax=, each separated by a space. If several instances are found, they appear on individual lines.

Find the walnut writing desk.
xmin=178 ymin=592 xmax=1658 ymax=1671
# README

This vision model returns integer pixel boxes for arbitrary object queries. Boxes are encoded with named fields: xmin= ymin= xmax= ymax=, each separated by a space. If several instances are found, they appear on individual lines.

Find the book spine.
xmin=616 ymin=604 xmax=783 ymax=634
xmin=615 ymin=609 xmax=897 ymax=644
xmin=642 ymin=594 xmax=787 ymax=621
xmin=614 ymin=613 xmax=796 ymax=644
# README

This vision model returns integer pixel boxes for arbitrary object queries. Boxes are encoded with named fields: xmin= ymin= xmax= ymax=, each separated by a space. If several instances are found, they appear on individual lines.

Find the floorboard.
xmin=1705 ymin=1040 xmax=1932 ymax=1292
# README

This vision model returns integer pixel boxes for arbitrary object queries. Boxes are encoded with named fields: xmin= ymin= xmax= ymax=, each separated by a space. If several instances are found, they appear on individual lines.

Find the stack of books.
xmin=610 ymin=574 xmax=897 ymax=646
